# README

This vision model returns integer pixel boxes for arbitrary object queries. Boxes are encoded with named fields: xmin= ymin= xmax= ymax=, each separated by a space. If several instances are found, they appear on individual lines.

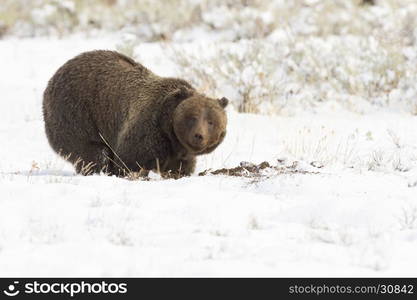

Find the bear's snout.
xmin=194 ymin=132 xmax=204 ymax=142
xmin=192 ymin=132 xmax=205 ymax=148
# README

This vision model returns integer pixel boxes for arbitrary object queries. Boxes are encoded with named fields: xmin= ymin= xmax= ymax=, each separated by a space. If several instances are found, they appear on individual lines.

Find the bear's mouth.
xmin=185 ymin=141 xmax=206 ymax=153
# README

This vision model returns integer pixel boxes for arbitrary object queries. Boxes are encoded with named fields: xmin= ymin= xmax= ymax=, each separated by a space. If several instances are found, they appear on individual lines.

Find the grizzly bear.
xmin=42 ymin=50 xmax=228 ymax=177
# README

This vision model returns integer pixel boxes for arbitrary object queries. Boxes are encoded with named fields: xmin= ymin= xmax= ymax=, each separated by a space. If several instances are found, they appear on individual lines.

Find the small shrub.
xmin=169 ymin=40 xmax=288 ymax=114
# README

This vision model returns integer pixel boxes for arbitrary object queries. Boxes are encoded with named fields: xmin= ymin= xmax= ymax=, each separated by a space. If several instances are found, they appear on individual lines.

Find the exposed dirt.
xmin=126 ymin=160 xmax=321 ymax=181
xmin=199 ymin=161 xmax=271 ymax=177
xmin=198 ymin=160 xmax=320 ymax=178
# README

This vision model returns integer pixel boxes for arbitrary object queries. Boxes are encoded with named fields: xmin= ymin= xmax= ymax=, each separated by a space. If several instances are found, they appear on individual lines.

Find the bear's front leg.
xmin=161 ymin=156 xmax=196 ymax=177
xmin=179 ymin=156 xmax=196 ymax=175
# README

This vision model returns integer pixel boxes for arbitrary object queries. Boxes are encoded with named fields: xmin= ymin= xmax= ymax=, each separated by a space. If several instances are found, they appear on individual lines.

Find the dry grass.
xmin=0 ymin=0 xmax=201 ymax=38
xmin=3 ymin=0 xmax=417 ymax=114
xmin=1 ymin=0 xmax=415 ymax=39
xmin=169 ymin=41 xmax=287 ymax=113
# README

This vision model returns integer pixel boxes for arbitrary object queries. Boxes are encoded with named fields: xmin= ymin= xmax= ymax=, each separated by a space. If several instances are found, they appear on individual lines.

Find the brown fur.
xmin=42 ymin=50 xmax=228 ymax=176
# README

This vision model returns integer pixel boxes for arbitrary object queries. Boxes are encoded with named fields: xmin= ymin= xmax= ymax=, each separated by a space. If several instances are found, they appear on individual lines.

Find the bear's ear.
xmin=170 ymin=86 xmax=194 ymax=100
xmin=218 ymin=97 xmax=229 ymax=108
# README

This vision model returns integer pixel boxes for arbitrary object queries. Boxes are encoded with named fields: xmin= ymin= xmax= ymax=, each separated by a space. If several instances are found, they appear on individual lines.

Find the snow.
xmin=1 ymin=35 xmax=417 ymax=277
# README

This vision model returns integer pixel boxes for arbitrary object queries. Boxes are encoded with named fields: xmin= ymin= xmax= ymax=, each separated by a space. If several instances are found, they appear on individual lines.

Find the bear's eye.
xmin=186 ymin=117 xmax=197 ymax=127
xmin=208 ymin=120 xmax=214 ymax=126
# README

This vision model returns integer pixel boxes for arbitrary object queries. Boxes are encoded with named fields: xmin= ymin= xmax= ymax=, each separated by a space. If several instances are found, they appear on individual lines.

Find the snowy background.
xmin=1 ymin=0 xmax=417 ymax=276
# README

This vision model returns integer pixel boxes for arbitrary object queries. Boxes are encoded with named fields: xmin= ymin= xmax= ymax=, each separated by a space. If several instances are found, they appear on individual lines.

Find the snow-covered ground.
xmin=1 ymin=36 xmax=417 ymax=277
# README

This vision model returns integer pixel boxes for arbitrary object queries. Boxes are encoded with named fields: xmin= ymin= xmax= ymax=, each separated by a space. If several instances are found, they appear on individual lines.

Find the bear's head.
xmin=172 ymin=92 xmax=228 ymax=155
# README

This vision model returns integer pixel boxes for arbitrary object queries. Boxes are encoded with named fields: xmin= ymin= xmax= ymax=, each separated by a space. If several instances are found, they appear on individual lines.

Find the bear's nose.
xmin=194 ymin=133 xmax=204 ymax=142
